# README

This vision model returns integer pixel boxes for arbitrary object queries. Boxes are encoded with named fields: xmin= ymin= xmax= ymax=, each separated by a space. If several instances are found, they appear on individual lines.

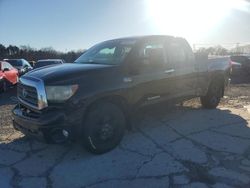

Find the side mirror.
xmin=3 ymin=68 xmax=9 ymax=72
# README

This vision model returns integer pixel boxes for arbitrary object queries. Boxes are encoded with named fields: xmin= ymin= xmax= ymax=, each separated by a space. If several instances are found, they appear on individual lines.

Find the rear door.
xmin=166 ymin=38 xmax=197 ymax=98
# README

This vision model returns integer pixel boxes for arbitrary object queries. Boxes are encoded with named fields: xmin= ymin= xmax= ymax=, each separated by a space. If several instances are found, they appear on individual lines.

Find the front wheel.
xmin=82 ymin=102 xmax=126 ymax=154
xmin=200 ymin=81 xmax=223 ymax=109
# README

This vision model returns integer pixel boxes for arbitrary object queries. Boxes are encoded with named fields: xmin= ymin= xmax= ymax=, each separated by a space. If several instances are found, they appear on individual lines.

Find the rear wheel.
xmin=200 ymin=80 xmax=223 ymax=109
xmin=82 ymin=102 xmax=126 ymax=154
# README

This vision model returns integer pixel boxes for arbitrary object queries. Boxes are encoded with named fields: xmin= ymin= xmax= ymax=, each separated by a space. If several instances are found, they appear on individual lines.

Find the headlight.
xmin=45 ymin=85 xmax=78 ymax=103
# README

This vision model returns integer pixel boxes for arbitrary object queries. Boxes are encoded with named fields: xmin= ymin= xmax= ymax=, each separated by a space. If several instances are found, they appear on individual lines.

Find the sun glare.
xmin=146 ymin=0 xmax=248 ymax=42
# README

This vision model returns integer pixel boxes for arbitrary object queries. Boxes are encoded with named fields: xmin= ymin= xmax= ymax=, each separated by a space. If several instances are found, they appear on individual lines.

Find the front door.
xmin=125 ymin=38 xmax=176 ymax=107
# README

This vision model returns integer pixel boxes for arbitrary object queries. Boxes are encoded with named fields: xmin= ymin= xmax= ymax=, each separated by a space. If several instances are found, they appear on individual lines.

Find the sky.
xmin=0 ymin=0 xmax=250 ymax=51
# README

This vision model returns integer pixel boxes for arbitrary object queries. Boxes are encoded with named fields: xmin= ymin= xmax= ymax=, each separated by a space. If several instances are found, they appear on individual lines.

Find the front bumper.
xmin=12 ymin=104 xmax=83 ymax=143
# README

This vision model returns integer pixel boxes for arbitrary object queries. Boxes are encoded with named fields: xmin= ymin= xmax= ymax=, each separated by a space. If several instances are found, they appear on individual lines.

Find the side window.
xmin=168 ymin=42 xmax=187 ymax=69
xmin=137 ymin=41 xmax=166 ymax=73
xmin=116 ymin=46 xmax=132 ymax=59
xmin=182 ymin=40 xmax=195 ymax=64
xmin=167 ymin=40 xmax=195 ymax=69
xmin=96 ymin=47 xmax=115 ymax=58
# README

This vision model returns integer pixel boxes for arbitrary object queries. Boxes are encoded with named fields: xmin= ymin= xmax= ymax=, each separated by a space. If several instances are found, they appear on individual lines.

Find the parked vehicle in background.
xmin=12 ymin=35 xmax=232 ymax=154
xmin=4 ymin=59 xmax=32 ymax=76
xmin=33 ymin=59 xmax=64 ymax=69
xmin=230 ymin=55 xmax=250 ymax=73
xmin=29 ymin=61 xmax=36 ymax=67
xmin=0 ymin=61 xmax=19 ymax=92
xmin=230 ymin=61 xmax=242 ymax=75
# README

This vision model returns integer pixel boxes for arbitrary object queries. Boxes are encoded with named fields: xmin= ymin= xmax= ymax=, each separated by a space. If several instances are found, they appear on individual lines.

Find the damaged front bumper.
xmin=12 ymin=104 xmax=84 ymax=143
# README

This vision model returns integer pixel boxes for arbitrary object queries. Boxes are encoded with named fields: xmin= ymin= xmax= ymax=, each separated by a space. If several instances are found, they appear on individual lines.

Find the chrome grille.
xmin=17 ymin=76 xmax=48 ymax=110
xmin=17 ymin=83 xmax=38 ymax=106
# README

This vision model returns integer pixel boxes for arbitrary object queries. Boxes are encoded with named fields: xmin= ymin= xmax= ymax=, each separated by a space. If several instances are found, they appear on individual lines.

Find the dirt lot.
xmin=0 ymin=75 xmax=250 ymax=188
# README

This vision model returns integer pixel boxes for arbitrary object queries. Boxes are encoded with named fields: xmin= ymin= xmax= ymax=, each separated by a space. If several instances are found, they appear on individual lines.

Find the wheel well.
xmin=84 ymin=95 xmax=132 ymax=130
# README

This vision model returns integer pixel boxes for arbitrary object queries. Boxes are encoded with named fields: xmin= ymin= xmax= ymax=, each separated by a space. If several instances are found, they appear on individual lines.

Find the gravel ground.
xmin=0 ymin=76 xmax=250 ymax=188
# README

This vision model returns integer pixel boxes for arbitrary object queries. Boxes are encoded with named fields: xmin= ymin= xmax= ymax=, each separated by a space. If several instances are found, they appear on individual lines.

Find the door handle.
xmin=123 ymin=77 xmax=133 ymax=83
xmin=164 ymin=69 xmax=175 ymax=74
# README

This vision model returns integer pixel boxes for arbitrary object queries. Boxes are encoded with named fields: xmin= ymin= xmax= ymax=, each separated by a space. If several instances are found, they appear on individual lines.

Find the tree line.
xmin=195 ymin=46 xmax=230 ymax=56
xmin=195 ymin=45 xmax=250 ymax=56
xmin=0 ymin=43 xmax=243 ymax=64
xmin=0 ymin=44 xmax=86 ymax=63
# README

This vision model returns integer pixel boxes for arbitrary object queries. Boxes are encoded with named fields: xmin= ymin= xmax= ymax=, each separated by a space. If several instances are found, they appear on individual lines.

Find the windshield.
xmin=74 ymin=39 xmax=136 ymax=65
xmin=5 ymin=59 xmax=22 ymax=67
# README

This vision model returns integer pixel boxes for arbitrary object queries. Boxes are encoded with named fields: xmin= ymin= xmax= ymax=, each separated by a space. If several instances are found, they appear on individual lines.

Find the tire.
xmin=82 ymin=102 xmax=126 ymax=154
xmin=200 ymin=80 xmax=223 ymax=109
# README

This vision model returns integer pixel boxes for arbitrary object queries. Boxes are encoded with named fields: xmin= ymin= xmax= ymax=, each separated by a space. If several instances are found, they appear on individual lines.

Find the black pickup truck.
xmin=12 ymin=35 xmax=231 ymax=154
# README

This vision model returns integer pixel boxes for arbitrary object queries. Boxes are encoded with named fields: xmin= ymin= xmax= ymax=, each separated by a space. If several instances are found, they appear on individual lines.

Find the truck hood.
xmin=24 ymin=63 xmax=115 ymax=85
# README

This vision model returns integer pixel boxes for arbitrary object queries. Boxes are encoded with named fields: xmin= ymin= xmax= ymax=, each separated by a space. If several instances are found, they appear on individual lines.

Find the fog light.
xmin=62 ymin=129 xmax=69 ymax=138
